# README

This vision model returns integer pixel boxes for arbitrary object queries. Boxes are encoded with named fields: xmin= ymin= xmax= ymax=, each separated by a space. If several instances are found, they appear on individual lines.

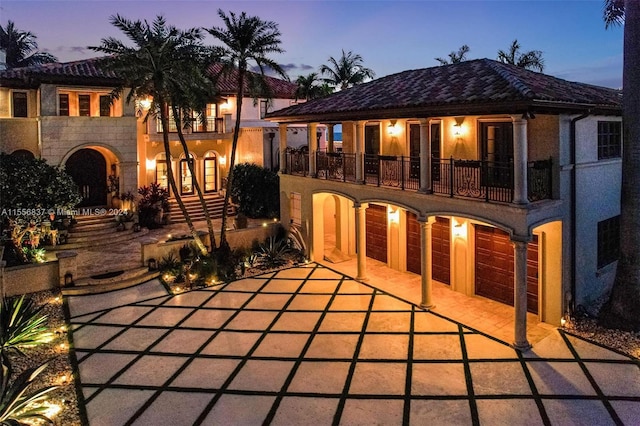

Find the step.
xmin=62 ymin=270 xmax=161 ymax=296
xmin=74 ymin=266 xmax=149 ymax=285
xmin=70 ymin=221 xmax=117 ymax=232
xmin=49 ymin=228 xmax=148 ymax=250
xmin=74 ymin=214 xmax=116 ymax=224
xmin=67 ymin=226 xmax=120 ymax=239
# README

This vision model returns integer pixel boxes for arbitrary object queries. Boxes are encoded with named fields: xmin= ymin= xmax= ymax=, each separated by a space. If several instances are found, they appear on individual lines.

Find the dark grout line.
xmin=402 ymin=306 xmax=416 ymax=425
xmin=516 ymin=350 xmax=552 ymax=425
xmin=261 ymin=275 xmax=347 ymax=424
xmin=558 ymin=330 xmax=624 ymax=425
xmin=332 ymin=288 xmax=378 ymax=425
xmin=459 ymin=324 xmax=480 ymax=426
xmin=191 ymin=264 xmax=319 ymax=426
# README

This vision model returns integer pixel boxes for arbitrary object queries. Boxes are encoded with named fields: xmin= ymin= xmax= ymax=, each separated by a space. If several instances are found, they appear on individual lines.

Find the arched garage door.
xmin=475 ymin=225 xmax=539 ymax=314
xmin=406 ymin=214 xmax=450 ymax=284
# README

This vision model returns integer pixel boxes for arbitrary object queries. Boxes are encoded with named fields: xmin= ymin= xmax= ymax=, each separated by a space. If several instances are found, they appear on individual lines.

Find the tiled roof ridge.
xmin=483 ymin=59 xmax=536 ymax=99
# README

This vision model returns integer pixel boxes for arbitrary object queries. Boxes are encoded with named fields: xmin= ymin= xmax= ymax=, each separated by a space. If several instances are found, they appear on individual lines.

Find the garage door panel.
xmin=366 ymin=204 xmax=387 ymax=263
xmin=475 ymin=225 xmax=538 ymax=314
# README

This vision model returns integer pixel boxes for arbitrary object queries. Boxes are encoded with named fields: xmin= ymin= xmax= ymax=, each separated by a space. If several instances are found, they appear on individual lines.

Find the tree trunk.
xmin=172 ymin=105 xmax=217 ymax=252
xmin=158 ymin=100 xmax=208 ymax=255
xmin=600 ymin=0 xmax=640 ymax=331
xmin=219 ymin=69 xmax=245 ymax=249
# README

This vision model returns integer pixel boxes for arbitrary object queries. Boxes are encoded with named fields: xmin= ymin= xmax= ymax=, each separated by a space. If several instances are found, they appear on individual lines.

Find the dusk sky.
xmin=1 ymin=0 xmax=623 ymax=88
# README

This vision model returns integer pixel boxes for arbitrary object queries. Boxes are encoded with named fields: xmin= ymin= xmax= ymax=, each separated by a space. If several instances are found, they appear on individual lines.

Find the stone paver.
xmin=65 ymin=263 xmax=640 ymax=425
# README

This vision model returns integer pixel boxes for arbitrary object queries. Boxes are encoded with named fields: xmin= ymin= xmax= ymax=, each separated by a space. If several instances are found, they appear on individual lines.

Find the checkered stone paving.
xmin=65 ymin=263 xmax=640 ymax=425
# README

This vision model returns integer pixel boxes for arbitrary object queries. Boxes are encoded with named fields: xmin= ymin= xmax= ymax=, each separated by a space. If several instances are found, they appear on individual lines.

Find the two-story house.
xmin=267 ymin=59 xmax=622 ymax=349
xmin=0 ymin=58 xmax=307 ymax=215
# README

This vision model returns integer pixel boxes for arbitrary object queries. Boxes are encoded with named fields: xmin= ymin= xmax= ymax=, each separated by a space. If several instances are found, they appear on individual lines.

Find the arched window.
xmin=11 ymin=149 xmax=35 ymax=160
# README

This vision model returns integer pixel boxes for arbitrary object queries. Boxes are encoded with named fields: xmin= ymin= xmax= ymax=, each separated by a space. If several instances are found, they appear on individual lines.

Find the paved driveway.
xmin=65 ymin=263 xmax=640 ymax=425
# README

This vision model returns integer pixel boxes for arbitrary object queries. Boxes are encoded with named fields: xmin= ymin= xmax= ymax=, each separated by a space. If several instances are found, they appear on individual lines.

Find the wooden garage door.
xmin=432 ymin=217 xmax=451 ymax=284
xmin=366 ymin=204 xmax=387 ymax=263
xmin=406 ymin=214 xmax=450 ymax=284
xmin=475 ymin=225 xmax=538 ymax=314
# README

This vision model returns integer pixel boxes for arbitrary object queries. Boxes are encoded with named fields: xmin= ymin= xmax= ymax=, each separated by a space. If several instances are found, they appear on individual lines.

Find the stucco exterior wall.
xmin=0 ymin=118 xmax=39 ymax=155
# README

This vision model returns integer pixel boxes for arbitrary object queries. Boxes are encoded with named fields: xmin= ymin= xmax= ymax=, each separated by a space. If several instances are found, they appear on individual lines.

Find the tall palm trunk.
xmin=158 ymin=100 xmax=208 ymax=255
xmin=219 ymin=68 xmax=245 ymax=249
xmin=172 ymin=105 xmax=217 ymax=252
xmin=601 ymin=0 xmax=640 ymax=331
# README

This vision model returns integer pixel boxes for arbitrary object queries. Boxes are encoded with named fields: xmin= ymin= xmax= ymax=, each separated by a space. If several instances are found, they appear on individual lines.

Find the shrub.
xmin=0 ymin=295 xmax=52 ymax=356
xmin=258 ymin=236 xmax=291 ymax=269
xmin=137 ymin=183 xmax=169 ymax=228
xmin=230 ymin=163 xmax=279 ymax=218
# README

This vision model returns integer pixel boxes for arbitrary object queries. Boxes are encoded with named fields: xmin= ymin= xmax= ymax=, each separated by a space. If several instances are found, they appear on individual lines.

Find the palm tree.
xmin=435 ymin=44 xmax=470 ymax=65
xmin=497 ymin=39 xmax=544 ymax=72
xmin=319 ymin=49 xmax=375 ymax=91
xmin=206 ymin=9 xmax=286 ymax=249
xmin=0 ymin=20 xmax=57 ymax=68
xmin=600 ymin=0 xmax=640 ymax=331
xmin=91 ymin=15 xmax=209 ymax=255
xmin=295 ymin=72 xmax=328 ymax=100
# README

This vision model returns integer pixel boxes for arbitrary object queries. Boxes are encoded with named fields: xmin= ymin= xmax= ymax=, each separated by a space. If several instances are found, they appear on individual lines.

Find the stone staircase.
xmin=52 ymin=214 xmax=159 ymax=296
xmin=169 ymin=194 xmax=236 ymax=223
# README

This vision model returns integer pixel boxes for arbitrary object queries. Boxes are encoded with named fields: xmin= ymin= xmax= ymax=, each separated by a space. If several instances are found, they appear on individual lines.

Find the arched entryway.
xmin=65 ymin=148 xmax=107 ymax=207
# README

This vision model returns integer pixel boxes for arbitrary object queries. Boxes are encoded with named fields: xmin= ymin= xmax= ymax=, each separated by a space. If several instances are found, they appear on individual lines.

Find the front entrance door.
xmin=204 ymin=157 xmax=217 ymax=193
xmin=65 ymin=148 xmax=107 ymax=207
xmin=366 ymin=204 xmax=387 ymax=263
xmin=474 ymin=225 xmax=539 ymax=314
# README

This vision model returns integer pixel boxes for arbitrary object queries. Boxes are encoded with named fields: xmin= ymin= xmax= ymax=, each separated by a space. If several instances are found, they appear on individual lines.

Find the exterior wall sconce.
xmin=219 ymin=155 xmax=227 ymax=166
xmin=64 ymin=272 xmax=74 ymax=287
xmin=139 ymin=98 xmax=152 ymax=110
xmin=388 ymin=206 xmax=400 ymax=224
xmin=388 ymin=120 xmax=398 ymax=136
xmin=148 ymin=258 xmax=158 ymax=271
xmin=146 ymin=158 xmax=156 ymax=171
xmin=453 ymin=117 xmax=465 ymax=137
xmin=452 ymin=218 xmax=467 ymax=239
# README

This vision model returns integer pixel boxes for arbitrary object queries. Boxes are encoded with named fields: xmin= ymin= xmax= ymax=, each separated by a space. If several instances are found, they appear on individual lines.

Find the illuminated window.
xmin=79 ymin=95 xmax=91 ymax=116
xmin=100 ymin=95 xmax=111 ymax=117
xmin=59 ymin=94 xmax=70 ymax=116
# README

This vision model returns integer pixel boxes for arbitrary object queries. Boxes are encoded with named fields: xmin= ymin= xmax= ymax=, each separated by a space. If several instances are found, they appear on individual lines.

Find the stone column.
xmin=279 ymin=123 xmax=288 ymax=173
xmin=327 ymin=124 xmax=335 ymax=153
xmin=419 ymin=119 xmax=431 ymax=193
xmin=355 ymin=202 xmax=368 ymax=281
xmin=512 ymin=238 xmax=531 ymax=350
xmin=308 ymin=123 xmax=318 ymax=176
xmin=355 ymin=121 xmax=365 ymax=183
xmin=419 ymin=216 xmax=436 ymax=309
xmin=56 ymin=251 xmax=78 ymax=288
xmin=512 ymin=116 xmax=528 ymax=204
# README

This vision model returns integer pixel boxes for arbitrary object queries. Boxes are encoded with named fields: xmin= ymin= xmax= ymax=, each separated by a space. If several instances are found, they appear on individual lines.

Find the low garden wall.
xmin=2 ymin=260 xmax=59 ymax=297
xmin=141 ymin=223 xmax=279 ymax=266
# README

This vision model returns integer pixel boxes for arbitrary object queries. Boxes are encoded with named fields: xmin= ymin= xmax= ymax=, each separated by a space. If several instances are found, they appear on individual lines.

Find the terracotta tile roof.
xmin=0 ymin=57 xmax=297 ymax=98
xmin=267 ymin=59 xmax=622 ymax=121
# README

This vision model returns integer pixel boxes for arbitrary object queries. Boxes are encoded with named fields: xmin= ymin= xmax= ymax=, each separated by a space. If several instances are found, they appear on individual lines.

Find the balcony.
xmin=155 ymin=117 xmax=225 ymax=134
xmin=283 ymin=149 xmax=553 ymax=203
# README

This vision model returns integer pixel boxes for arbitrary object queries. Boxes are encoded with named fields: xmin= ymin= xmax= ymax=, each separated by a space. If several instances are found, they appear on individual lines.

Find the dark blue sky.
xmin=2 ymin=0 xmax=623 ymax=88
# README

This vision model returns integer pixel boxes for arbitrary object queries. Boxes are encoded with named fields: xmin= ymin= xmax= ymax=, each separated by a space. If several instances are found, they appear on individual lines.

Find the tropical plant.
xmin=0 ymin=357 xmax=58 ymax=425
xmin=91 ymin=15 xmax=209 ymax=255
xmin=230 ymin=163 xmax=279 ymax=218
xmin=159 ymin=252 xmax=181 ymax=275
xmin=206 ymin=9 xmax=287 ymax=250
xmin=137 ymin=183 xmax=169 ymax=228
xmin=435 ymin=44 xmax=471 ymax=65
xmin=319 ymin=49 xmax=375 ymax=91
xmin=0 ymin=295 xmax=52 ymax=356
xmin=258 ymin=236 xmax=291 ymax=269
xmin=600 ymin=0 xmax=640 ymax=331
xmin=0 ymin=20 xmax=57 ymax=69
xmin=497 ymin=39 xmax=544 ymax=72
xmin=294 ymin=72 xmax=331 ymax=100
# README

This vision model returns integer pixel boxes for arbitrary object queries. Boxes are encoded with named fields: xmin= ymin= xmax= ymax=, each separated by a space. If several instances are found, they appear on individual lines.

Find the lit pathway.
xmin=65 ymin=263 xmax=640 ymax=425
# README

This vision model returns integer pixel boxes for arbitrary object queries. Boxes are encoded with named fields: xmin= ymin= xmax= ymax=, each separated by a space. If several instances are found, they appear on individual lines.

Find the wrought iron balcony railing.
xmin=282 ymin=150 xmax=553 ymax=204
